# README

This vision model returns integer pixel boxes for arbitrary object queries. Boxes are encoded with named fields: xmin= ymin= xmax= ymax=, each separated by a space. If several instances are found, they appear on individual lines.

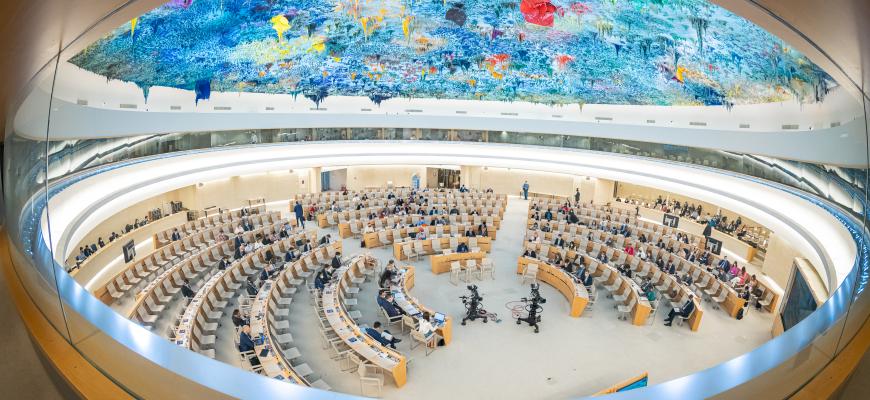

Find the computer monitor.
xmin=433 ymin=312 xmax=446 ymax=324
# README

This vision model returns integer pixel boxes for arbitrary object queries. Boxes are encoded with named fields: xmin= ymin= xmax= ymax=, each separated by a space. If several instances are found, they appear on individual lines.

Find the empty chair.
xmin=480 ymin=258 xmax=494 ymax=280
xmin=377 ymin=231 xmax=390 ymax=246
xmin=357 ymin=364 xmax=384 ymax=398
xmin=402 ymin=243 xmax=418 ymax=261
xmin=757 ymin=291 xmax=774 ymax=311
xmin=521 ymin=263 xmax=538 ymax=284
xmin=617 ymin=297 xmax=636 ymax=321
xmin=449 ymin=261 xmax=462 ymax=285
xmin=412 ymin=239 xmax=424 ymax=256
xmin=464 ymin=260 xmax=478 ymax=282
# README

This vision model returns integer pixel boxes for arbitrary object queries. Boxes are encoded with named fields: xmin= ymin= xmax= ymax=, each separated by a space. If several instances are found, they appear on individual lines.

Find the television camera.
xmin=460 ymin=285 xmax=488 ymax=325
xmin=516 ymin=283 xmax=546 ymax=333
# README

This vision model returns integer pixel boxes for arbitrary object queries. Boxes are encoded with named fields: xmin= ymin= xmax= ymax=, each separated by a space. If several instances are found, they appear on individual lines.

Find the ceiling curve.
xmin=68 ymin=0 xmax=836 ymax=107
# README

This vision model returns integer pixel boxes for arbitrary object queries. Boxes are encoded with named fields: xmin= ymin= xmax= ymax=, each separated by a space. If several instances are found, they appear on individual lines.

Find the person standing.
xmin=574 ymin=188 xmax=580 ymax=204
xmin=522 ymin=180 xmax=530 ymax=200
xmin=293 ymin=201 xmax=305 ymax=228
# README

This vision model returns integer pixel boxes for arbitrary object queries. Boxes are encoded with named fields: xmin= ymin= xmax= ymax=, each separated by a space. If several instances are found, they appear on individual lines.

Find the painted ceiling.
xmin=69 ymin=0 xmax=835 ymax=107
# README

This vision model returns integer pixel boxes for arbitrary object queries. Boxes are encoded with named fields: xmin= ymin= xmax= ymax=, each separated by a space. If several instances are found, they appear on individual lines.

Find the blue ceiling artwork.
xmin=69 ymin=0 xmax=835 ymax=107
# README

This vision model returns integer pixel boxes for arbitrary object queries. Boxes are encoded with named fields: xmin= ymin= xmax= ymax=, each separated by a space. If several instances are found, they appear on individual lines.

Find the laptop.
xmin=433 ymin=312 xmax=446 ymax=324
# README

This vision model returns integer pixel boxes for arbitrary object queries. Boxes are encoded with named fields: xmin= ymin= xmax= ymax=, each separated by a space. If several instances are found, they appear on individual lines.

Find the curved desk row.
xmin=323 ymin=257 xmax=408 ymax=387
xmin=523 ymin=242 xmax=654 ymax=326
xmin=99 ymin=216 xmax=288 ymax=304
xmin=530 ymin=225 xmax=750 ymax=320
xmin=154 ymin=207 xmax=273 ymax=247
xmin=392 ymin=266 xmax=453 ymax=344
xmin=393 ymin=236 xmax=492 ymax=261
xmin=249 ymin=280 xmax=307 ymax=385
xmin=339 ymin=214 xmax=501 ymax=239
xmin=173 ymin=231 xmax=317 ymax=350
xmin=516 ymin=257 xmax=589 ymax=317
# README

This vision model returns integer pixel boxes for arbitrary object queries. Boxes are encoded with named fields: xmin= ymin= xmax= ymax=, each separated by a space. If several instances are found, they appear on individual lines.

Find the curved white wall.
xmin=15 ymin=62 xmax=868 ymax=167
xmin=45 ymin=141 xmax=856 ymax=294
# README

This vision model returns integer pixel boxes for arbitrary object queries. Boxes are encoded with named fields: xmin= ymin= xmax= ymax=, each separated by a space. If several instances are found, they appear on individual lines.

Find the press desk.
xmin=392 ymin=236 xmax=492 ymax=260
xmin=429 ymin=252 xmax=487 ymax=275
xmin=323 ymin=262 xmax=407 ymax=387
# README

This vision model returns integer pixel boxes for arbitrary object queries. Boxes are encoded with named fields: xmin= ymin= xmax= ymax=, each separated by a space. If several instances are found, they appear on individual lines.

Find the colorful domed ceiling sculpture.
xmin=70 ymin=0 xmax=835 ymax=107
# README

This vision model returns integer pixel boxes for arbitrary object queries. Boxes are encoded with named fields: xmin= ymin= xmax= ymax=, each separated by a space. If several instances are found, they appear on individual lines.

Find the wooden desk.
xmin=516 ymin=257 xmax=588 ymax=317
xmin=429 ymin=252 xmax=486 ymax=275
xmin=393 ymin=266 xmax=453 ymax=344
xmin=323 ymin=259 xmax=407 ymax=387
xmin=250 ymin=280 xmax=307 ymax=385
xmin=392 ymin=236 xmax=492 ymax=260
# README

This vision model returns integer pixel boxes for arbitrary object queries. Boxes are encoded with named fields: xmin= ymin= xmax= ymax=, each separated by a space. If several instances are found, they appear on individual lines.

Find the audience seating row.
xmin=127 ymin=219 xmax=291 ymax=327
xmin=154 ymin=205 xmax=269 ymax=247
xmin=171 ymin=231 xmax=317 ymax=356
xmin=366 ymin=226 xmax=495 ymax=249
xmin=294 ymin=188 xmax=505 ymax=204
xmin=96 ymin=211 xmax=281 ymax=304
xmin=318 ymin=255 xmax=407 ymax=394
xmin=246 ymin=242 xmax=344 ymax=390
xmin=317 ymin=205 xmax=502 ymax=228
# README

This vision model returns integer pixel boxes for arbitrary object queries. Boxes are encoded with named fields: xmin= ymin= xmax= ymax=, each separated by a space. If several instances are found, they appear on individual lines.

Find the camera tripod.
xmin=516 ymin=298 xmax=544 ymax=332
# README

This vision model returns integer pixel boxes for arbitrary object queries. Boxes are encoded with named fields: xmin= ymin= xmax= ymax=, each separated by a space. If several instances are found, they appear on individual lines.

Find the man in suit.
xmin=171 ymin=229 xmax=182 ymax=241
xmin=284 ymin=248 xmax=296 ymax=262
xmin=456 ymin=242 xmax=469 ymax=253
xmin=553 ymin=234 xmax=566 ymax=248
xmin=574 ymin=188 xmax=580 ymax=204
xmin=301 ymin=239 xmax=313 ymax=253
xmin=319 ymin=234 xmax=332 ymax=245
xmin=664 ymin=294 xmax=696 ymax=326
xmin=238 ymin=325 xmax=256 ymax=353
xmin=378 ymin=292 xmax=405 ymax=319
xmin=331 ymin=252 xmax=342 ymax=269
xmin=364 ymin=321 xmax=401 ymax=349
xmin=523 ymin=248 xmax=537 ymax=258
xmin=218 ymin=257 xmax=229 ymax=270
xmin=293 ymin=201 xmax=305 ymax=228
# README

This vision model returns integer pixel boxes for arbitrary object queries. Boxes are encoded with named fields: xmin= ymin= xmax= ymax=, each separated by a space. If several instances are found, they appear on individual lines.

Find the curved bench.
xmin=516 ymin=256 xmax=589 ymax=317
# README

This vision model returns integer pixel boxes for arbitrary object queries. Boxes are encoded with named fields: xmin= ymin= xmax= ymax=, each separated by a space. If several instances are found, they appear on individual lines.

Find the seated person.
xmin=417 ymin=313 xmax=441 ymax=347
xmin=378 ymin=293 xmax=405 ymax=319
xmin=365 ymin=321 xmax=401 ymax=349
xmin=597 ymin=252 xmax=609 ymax=264
xmin=464 ymin=228 xmax=474 ymax=237
xmin=245 ymin=277 xmax=259 ymax=297
xmin=238 ymin=325 xmax=256 ymax=353
xmin=456 ymin=242 xmax=470 ymax=253
xmin=664 ymin=294 xmax=696 ymax=327
xmin=523 ymin=248 xmax=537 ymax=258
xmin=232 ymin=309 xmax=249 ymax=327
xmin=379 ymin=261 xmax=397 ymax=288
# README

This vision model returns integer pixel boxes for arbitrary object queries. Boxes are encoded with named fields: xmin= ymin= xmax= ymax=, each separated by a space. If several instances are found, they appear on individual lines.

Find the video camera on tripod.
xmin=460 ymin=285 xmax=488 ymax=325
xmin=517 ymin=283 xmax=546 ymax=333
